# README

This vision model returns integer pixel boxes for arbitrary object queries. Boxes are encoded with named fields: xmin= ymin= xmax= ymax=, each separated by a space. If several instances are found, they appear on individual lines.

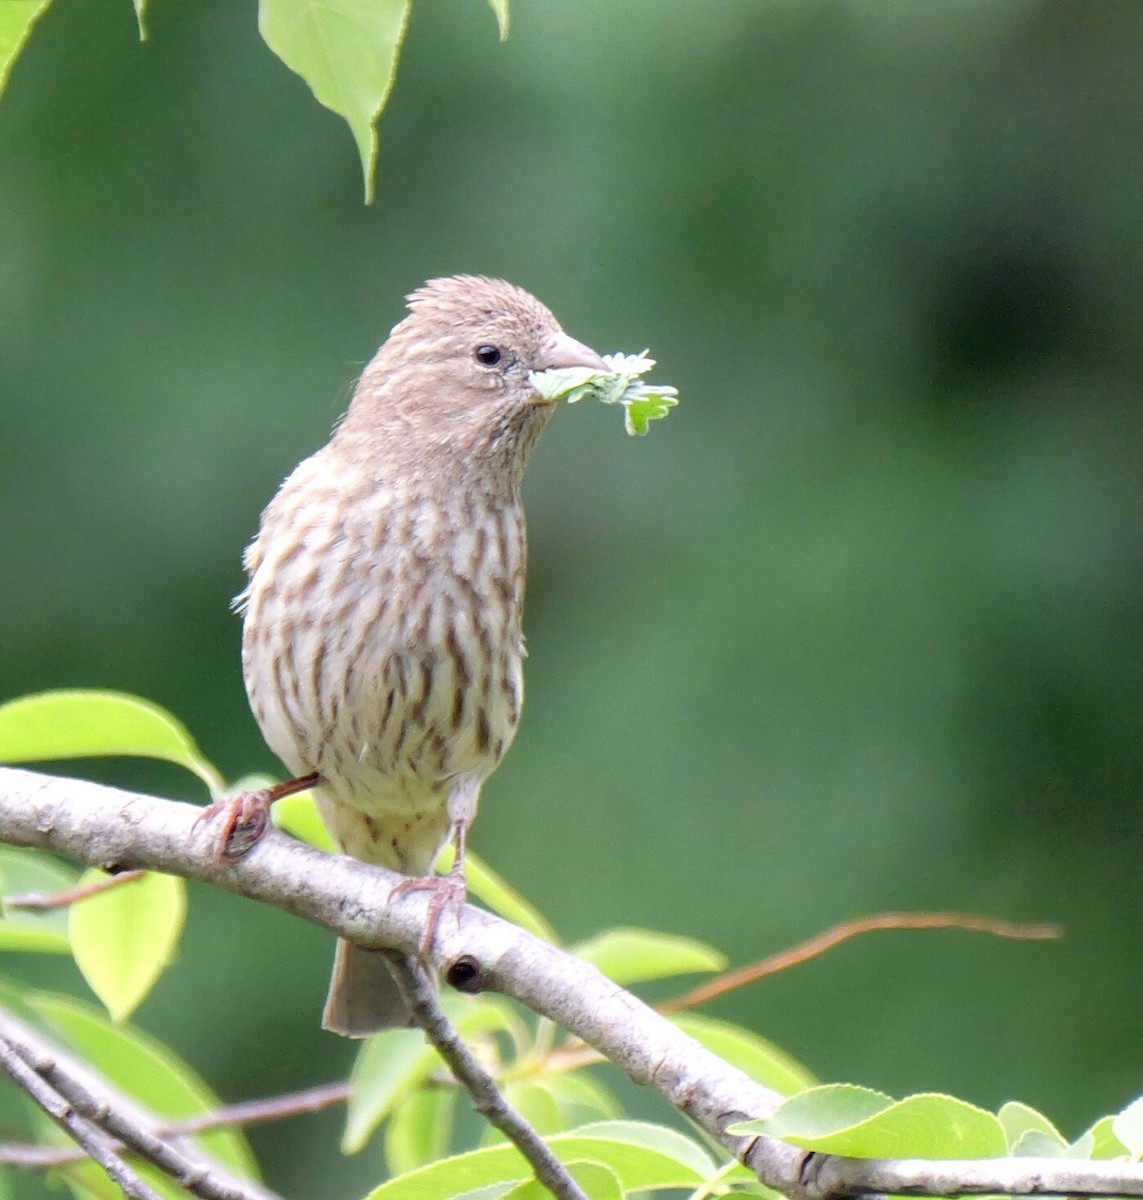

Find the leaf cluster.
xmin=531 ymin=352 xmax=680 ymax=437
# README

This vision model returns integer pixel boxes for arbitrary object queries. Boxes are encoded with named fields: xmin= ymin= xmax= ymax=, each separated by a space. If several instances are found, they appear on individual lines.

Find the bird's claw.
xmin=390 ymin=870 xmax=468 ymax=961
xmin=195 ymin=771 xmax=321 ymax=863
xmin=195 ymin=790 xmax=273 ymax=862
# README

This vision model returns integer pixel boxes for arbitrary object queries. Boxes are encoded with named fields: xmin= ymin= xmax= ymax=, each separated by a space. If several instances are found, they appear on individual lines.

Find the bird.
xmin=222 ymin=275 xmax=606 ymax=1035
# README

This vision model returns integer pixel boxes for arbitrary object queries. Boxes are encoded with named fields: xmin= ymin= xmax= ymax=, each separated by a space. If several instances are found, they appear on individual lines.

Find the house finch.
xmin=228 ymin=276 xmax=606 ymax=1035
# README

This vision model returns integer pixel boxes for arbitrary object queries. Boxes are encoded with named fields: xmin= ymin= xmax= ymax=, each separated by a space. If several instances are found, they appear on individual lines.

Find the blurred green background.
xmin=3 ymin=0 xmax=1143 ymax=1194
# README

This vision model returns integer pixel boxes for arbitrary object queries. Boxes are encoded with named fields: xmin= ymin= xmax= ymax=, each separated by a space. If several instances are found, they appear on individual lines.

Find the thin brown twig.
xmin=0 ymin=1140 xmax=84 ymax=1169
xmin=539 ymin=911 xmax=1061 ymax=1075
xmin=660 ymin=911 xmax=1062 ymax=1014
xmin=172 ymin=1079 xmax=351 ymax=1134
xmin=5 ymin=868 xmax=147 ymax=911
xmin=0 ymin=1080 xmax=352 ymax=1170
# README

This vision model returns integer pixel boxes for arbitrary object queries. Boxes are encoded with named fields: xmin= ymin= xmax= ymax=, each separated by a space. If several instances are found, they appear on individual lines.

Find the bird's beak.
xmin=534 ymin=330 xmax=608 ymax=373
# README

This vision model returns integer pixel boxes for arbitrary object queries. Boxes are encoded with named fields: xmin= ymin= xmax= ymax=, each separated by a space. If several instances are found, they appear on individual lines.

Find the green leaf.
xmin=486 ymin=0 xmax=509 ymax=40
xmin=624 ymin=390 xmax=677 ymax=437
xmin=998 ymin=1101 xmax=1067 ymax=1155
xmin=132 ymin=0 xmax=148 ymax=39
xmin=271 ymin=788 xmax=336 ymax=852
xmin=671 ymin=1013 xmax=817 ymax=1096
xmin=0 ymin=976 xmax=53 ymax=1026
xmin=500 ymin=1161 xmax=622 ymax=1200
xmin=363 ymin=1132 xmax=529 ymax=1197
xmin=0 ymin=690 xmax=223 ymax=793
xmin=563 ymin=1120 xmax=717 ymax=1181
xmin=1113 ymin=1096 xmax=1143 ymax=1159
xmin=737 ymin=1085 xmax=1008 ymax=1158
xmin=344 ymin=1026 xmax=437 ymax=1154
xmin=363 ymin=1119 xmax=716 ymax=1198
xmin=345 ymin=996 xmax=517 ymax=1152
xmin=258 ymin=0 xmax=410 ymax=204
xmin=0 ymin=848 xmax=78 ymax=953
xmin=27 ymin=992 xmax=258 ymax=1179
xmin=541 ymin=1072 xmax=623 ymax=1126
xmin=482 ymin=1077 xmax=626 ymax=1146
xmin=384 ymin=1086 xmax=459 ymax=1176
xmin=481 ymin=1082 xmax=565 ymax=1145
xmin=0 ymin=0 xmax=52 ymax=99
xmin=444 ymin=846 xmax=559 ymax=945
xmin=1011 ymin=1130 xmax=1071 ymax=1158
xmin=572 ymin=927 xmax=725 ymax=985
xmin=68 ymin=869 xmax=185 ymax=1021
xmin=1075 ymin=1114 xmax=1128 ymax=1159
xmin=530 ymin=351 xmax=678 ymax=437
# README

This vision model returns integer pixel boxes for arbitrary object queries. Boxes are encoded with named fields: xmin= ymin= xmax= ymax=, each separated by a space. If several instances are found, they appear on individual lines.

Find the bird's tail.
xmin=322 ymin=939 xmax=412 ymax=1036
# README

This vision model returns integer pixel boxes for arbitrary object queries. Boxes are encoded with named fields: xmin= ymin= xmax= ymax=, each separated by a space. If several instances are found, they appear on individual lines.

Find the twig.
xmin=0 ymin=1005 xmax=282 ymax=1200
xmin=386 ymin=951 xmax=589 ymax=1200
xmin=0 ymin=1032 xmax=164 ymax=1200
xmin=661 ymin=911 xmax=1062 ymax=1013
xmin=0 ymin=766 xmax=1136 ymax=1200
xmin=172 ymin=1079 xmax=350 ymax=1134
xmin=533 ymin=912 xmax=1062 ymax=1076
xmin=6 ymin=868 xmax=146 ymax=910
xmin=0 ymin=1140 xmax=84 ymax=1169
xmin=0 ymin=1079 xmax=351 ymax=1170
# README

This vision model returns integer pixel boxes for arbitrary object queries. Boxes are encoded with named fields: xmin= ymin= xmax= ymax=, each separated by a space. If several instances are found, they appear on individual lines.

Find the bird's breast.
xmin=242 ymin=481 xmax=528 ymax=818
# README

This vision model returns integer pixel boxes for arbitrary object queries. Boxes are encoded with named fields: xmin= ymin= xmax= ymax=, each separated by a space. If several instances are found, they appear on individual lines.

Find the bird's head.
xmin=339 ymin=275 xmax=605 ymax=486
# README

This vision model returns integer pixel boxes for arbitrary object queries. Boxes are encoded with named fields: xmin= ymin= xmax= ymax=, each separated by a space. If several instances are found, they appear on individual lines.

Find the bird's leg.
xmin=425 ymin=817 xmax=469 ymax=958
xmin=390 ymin=818 xmax=470 ymax=960
xmin=196 ymin=771 xmax=322 ymax=862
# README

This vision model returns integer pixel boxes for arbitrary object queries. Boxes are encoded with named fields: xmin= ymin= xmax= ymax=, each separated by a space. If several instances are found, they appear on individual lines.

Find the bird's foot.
xmin=196 ymin=790 xmax=273 ymax=861
xmin=196 ymin=771 xmax=321 ymax=862
xmin=389 ymin=868 xmax=468 ymax=961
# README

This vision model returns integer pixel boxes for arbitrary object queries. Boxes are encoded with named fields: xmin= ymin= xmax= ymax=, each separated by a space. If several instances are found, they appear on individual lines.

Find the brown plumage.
xmin=236 ymin=276 xmax=605 ymax=1035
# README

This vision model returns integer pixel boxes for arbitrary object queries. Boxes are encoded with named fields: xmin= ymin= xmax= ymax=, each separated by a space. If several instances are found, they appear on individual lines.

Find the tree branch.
xmin=795 ymin=1152 xmax=1143 ymax=1200
xmin=0 ymin=766 xmax=1138 ymax=1200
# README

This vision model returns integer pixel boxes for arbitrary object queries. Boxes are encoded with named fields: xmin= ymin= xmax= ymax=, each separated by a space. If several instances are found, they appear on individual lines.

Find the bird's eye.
xmin=474 ymin=344 xmax=503 ymax=367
